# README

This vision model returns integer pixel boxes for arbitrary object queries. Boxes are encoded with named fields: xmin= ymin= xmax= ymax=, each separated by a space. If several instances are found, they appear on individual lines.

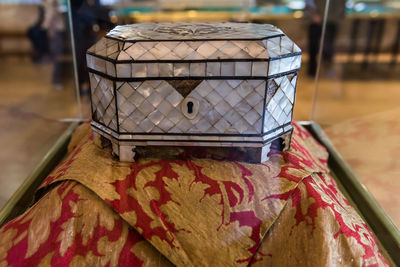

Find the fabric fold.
xmin=0 ymin=121 xmax=389 ymax=266
xmin=250 ymin=173 xmax=388 ymax=266
xmin=34 ymin=122 xmax=333 ymax=266
xmin=0 ymin=181 xmax=174 ymax=266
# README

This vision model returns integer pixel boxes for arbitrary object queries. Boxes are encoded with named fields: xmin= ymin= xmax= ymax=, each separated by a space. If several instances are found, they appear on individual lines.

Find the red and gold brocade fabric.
xmin=0 ymin=181 xmax=173 ymax=266
xmin=0 ymin=122 xmax=389 ymax=266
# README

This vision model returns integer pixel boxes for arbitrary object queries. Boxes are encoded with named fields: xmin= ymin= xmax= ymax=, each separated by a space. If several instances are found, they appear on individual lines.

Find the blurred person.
xmin=27 ymin=5 xmax=50 ymax=63
xmin=43 ymin=0 xmax=66 ymax=90
xmin=70 ymin=0 xmax=112 ymax=95
xmin=306 ymin=0 xmax=346 ymax=77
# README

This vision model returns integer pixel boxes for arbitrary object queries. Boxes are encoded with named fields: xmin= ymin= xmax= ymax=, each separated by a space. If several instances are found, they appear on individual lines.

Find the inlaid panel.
xmin=263 ymin=73 xmax=297 ymax=133
xmin=116 ymin=79 xmax=265 ymax=134
xmin=89 ymin=73 xmax=117 ymax=131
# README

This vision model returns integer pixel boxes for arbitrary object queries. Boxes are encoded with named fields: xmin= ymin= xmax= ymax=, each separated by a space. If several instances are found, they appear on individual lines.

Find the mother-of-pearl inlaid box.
xmin=86 ymin=22 xmax=301 ymax=163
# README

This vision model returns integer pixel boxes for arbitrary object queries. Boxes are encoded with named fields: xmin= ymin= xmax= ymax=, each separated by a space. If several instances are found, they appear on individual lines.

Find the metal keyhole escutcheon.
xmin=181 ymin=97 xmax=199 ymax=119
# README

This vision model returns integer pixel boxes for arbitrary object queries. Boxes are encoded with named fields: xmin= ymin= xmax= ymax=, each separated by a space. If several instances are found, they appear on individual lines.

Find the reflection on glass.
xmin=70 ymin=0 xmax=113 ymax=97
xmin=310 ymin=0 xmax=400 ymax=228
xmin=0 ymin=0 xmax=79 ymax=207
xmin=0 ymin=0 xmax=398 ymax=233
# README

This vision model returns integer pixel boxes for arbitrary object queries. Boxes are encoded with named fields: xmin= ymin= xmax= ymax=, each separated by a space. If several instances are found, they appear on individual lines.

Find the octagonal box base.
xmin=92 ymin=126 xmax=292 ymax=163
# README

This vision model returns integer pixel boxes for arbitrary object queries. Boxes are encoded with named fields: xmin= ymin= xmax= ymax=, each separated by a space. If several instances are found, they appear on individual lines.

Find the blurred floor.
xmin=0 ymin=55 xmax=399 ymax=228
xmin=0 ymin=57 xmax=88 ymax=207
xmin=0 ymin=57 xmax=79 ymax=119
xmin=0 ymin=106 xmax=68 ymax=207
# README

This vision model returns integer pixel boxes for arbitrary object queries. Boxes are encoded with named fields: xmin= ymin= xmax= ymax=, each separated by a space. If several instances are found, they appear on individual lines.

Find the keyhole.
xmin=181 ymin=97 xmax=198 ymax=119
xmin=187 ymin=101 xmax=194 ymax=114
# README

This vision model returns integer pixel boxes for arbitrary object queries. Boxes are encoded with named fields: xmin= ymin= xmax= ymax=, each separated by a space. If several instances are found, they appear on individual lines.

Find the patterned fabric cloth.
xmin=0 ymin=122 xmax=389 ymax=266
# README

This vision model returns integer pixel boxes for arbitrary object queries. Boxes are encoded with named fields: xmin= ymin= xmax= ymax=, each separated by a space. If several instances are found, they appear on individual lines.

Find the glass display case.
xmin=0 ymin=0 xmax=82 ymax=209
xmin=0 ymin=0 xmax=399 ymax=265
xmin=309 ymin=0 xmax=400 ymax=262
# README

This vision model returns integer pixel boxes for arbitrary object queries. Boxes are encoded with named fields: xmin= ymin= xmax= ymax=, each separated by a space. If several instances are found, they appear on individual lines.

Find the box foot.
xmin=280 ymin=130 xmax=293 ymax=151
xmin=112 ymin=144 xmax=136 ymax=162
xmin=255 ymin=143 xmax=271 ymax=163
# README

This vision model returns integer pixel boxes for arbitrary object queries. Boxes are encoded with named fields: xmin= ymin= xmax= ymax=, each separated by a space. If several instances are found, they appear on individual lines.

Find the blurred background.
xmin=0 ymin=0 xmax=399 ymax=227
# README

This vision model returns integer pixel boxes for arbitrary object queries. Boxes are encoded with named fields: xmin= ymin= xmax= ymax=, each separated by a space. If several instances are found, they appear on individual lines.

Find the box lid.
xmin=107 ymin=22 xmax=283 ymax=42
xmin=88 ymin=22 xmax=300 ymax=61
xmin=87 ymin=23 xmax=301 ymax=78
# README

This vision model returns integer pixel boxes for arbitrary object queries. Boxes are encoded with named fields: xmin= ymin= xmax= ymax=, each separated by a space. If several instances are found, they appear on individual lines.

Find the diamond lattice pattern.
xmin=117 ymin=79 xmax=266 ymax=134
xmin=116 ymin=39 xmax=269 ymax=61
xmin=88 ymin=34 xmax=301 ymax=62
xmin=90 ymin=73 xmax=117 ymax=131
xmin=263 ymin=73 xmax=297 ymax=133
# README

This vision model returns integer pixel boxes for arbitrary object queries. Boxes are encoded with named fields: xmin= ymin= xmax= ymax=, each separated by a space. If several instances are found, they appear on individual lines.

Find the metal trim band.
xmin=92 ymin=122 xmax=292 ymax=146
xmin=87 ymin=68 xmax=299 ymax=82
xmin=86 ymin=51 xmax=302 ymax=64
xmin=91 ymin=120 xmax=292 ymax=138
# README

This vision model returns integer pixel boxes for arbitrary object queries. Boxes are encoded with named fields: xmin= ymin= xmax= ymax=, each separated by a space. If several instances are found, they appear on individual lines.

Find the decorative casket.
xmin=86 ymin=23 xmax=301 ymax=162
